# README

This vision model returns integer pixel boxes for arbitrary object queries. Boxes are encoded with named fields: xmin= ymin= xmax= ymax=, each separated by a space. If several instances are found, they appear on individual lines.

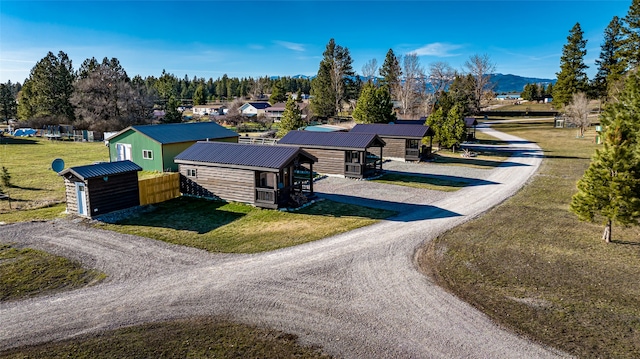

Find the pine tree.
xmin=622 ymin=0 xmax=640 ymax=68
xmin=163 ymin=96 xmax=182 ymax=123
xmin=570 ymin=72 xmax=640 ymax=242
xmin=193 ymin=84 xmax=207 ymax=106
xmin=277 ymin=96 xmax=304 ymax=137
xmin=379 ymin=48 xmax=402 ymax=100
xmin=269 ymin=80 xmax=287 ymax=104
xmin=310 ymin=39 xmax=355 ymax=118
xmin=352 ymin=83 xmax=395 ymax=124
xmin=592 ymin=16 xmax=626 ymax=101
xmin=0 ymin=83 xmax=17 ymax=125
xmin=554 ymin=23 xmax=589 ymax=106
xmin=17 ymin=51 xmax=75 ymax=122
xmin=440 ymin=104 xmax=466 ymax=151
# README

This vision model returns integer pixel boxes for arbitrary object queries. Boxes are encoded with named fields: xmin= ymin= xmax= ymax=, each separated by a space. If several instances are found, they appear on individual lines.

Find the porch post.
xmin=309 ymin=163 xmax=314 ymax=195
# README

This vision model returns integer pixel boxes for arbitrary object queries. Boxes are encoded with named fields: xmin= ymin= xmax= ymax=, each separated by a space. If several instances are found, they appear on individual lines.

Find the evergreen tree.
xmin=17 ymin=51 xmax=75 ymax=122
xmin=310 ymin=39 xmax=355 ymax=118
xmin=554 ymin=23 xmax=589 ymax=106
xmin=425 ymin=107 xmax=445 ymax=149
xmin=0 ymin=83 xmax=17 ymax=125
xmin=352 ymin=83 xmax=395 ymax=124
xmin=163 ymin=96 xmax=182 ymax=123
xmin=439 ymin=104 xmax=466 ymax=151
xmin=295 ymin=88 xmax=303 ymax=103
xmin=0 ymin=166 xmax=11 ymax=191
xmin=592 ymin=16 xmax=626 ymax=101
xmin=379 ymin=48 xmax=402 ymax=99
xmin=193 ymin=84 xmax=207 ymax=106
xmin=269 ymin=80 xmax=287 ymax=104
xmin=622 ymin=0 xmax=640 ymax=68
xmin=277 ymin=96 xmax=304 ymax=137
xmin=570 ymin=72 xmax=640 ymax=242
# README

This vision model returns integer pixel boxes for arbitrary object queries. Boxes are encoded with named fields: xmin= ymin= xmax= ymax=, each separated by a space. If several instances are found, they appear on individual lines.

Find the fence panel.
xmin=139 ymin=173 xmax=180 ymax=205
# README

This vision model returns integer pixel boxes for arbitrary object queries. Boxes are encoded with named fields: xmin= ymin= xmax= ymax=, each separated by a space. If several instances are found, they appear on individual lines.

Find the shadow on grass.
xmin=0 ymin=137 xmax=40 ymax=145
xmin=611 ymin=240 xmax=640 ymax=246
xmin=114 ymin=197 xmax=246 ymax=234
xmin=9 ymin=185 xmax=43 ymax=191
xmin=314 ymin=193 xmax=462 ymax=222
xmin=379 ymin=171 xmax=499 ymax=188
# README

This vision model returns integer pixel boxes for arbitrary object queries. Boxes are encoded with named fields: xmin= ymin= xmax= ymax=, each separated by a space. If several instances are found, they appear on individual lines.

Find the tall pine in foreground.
xmin=570 ymin=72 xmax=640 ymax=242
xmin=554 ymin=23 xmax=589 ymax=107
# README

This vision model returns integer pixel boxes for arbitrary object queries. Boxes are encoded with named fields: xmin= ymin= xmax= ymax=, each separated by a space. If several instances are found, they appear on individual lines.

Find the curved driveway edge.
xmin=0 ymin=126 xmax=571 ymax=358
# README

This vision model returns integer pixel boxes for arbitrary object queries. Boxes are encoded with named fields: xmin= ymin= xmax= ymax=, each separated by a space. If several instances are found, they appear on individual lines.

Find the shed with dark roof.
xmin=175 ymin=142 xmax=317 ymax=209
xmin=464 ymin=117 xmax=479 ymax=141
xmin=107 ymin=122 xmax=239 ymax=172
xmin=59 ymin=160 xmax=142 ymax=217
xmin=350 ymin=123 xmax=435 ymax=161
xmin=278 ymin=131 xmax=385 ymax=178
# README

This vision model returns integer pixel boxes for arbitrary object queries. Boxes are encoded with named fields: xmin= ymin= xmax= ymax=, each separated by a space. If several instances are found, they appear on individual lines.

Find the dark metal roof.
xmin=350 ymin=123 xmax=435 ymax=138
xmin=465 ymin=117 xmax=479 ymax=127
xmin=246 ymin=102 xmax=271 ymax=110
xmin=122 ymin=122 xmax=239 ymax=145
xmin=59 ymin=160 xmax=142 ymax=180
xmin=395 ymin=119 xmax=425 ymax=125
xmin=278 ymin=131 xmax=385 ymax=150
xmin=175 ymin=142 xmax=317 ymax=170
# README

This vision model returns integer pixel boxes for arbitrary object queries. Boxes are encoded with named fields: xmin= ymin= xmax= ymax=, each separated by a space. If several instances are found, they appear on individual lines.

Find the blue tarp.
xmin=12 ymin=128 xmax=37 ymax=137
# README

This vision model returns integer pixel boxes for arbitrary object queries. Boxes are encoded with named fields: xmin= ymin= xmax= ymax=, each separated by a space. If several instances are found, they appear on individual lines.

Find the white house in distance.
xmin=192 ymin=105 xmax=226 ymax=116
xmin=239 ymin=102 xmax=271 ymax=118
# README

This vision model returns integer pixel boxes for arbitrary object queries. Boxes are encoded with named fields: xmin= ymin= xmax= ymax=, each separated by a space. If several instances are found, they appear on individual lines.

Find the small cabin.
xmin=59 ymin=161 xmax=142 ymax=218
xmin=464 ymin=117 xmax=479 ymax=141
xmin=350 ymin=123 xmax=435 ymax=161
xmin=278 ymin=131 xmax=385 ymax=179
xmin=175 ymin=142 xmax=317 ymax=209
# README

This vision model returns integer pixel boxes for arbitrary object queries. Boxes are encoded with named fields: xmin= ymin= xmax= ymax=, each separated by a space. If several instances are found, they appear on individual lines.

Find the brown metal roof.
xmin=175 ymin=141 xmax=316 ymax=171
xmin=278 ymin=131 xmax=385 ymax=150
xmin=350 ymin=123 xmax=435 ymax=138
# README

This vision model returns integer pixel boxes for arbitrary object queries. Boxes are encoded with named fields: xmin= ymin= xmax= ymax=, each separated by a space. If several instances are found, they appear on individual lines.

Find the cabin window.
xmin=142 ymin=150 xmax=153 ymax=159
xmin=346 ymin=151 xmax=360 ymax=163
xmin=258 ymin=172 xmax=275 ymax=188
xmin=407 ymin=139 xmax=420 ymax=149
xmin=187 ymin=168 xmax=197 ymax=177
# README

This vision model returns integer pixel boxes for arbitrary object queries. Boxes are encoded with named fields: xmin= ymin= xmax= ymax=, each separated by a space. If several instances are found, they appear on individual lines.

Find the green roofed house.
xmin=107 ymin=122 xmax=239 ymax=172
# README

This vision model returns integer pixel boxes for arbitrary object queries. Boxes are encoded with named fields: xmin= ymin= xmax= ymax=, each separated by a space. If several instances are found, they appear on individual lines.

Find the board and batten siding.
xmin=85 ymin=172 xmax=140 ymax=216
xmin=179 ymin=164 xmax=255 ymax=204
xmin=302 ymin=148 xmax=346 ymax=176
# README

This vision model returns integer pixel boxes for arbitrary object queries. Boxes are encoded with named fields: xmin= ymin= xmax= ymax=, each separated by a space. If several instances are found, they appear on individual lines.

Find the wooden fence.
xmin=139 ymin=173 xmax=180 ymax=205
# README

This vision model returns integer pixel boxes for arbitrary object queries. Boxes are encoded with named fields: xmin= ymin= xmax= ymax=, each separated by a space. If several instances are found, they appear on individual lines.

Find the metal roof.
xmin=464 ymin=117 xmax=479 ymax=127
xmin=278 ymin=131 xmax=386 ymax=150
xmin=118 ymin=122 xmax=239 ymax=145
xmin=350 ymin=123 xmax=435 ymax=138
xmin=175 ymin=142 xmax=317 ymax=170
xmin=59 ymin=160 xmax=142 ymax=180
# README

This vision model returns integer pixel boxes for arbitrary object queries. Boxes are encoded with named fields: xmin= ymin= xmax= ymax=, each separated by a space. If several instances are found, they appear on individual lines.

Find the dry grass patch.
xmin=0 ymin=317 xmax=331 ymax=359
xmin=422 ymin=122 xmax=640 ymax=358
xmin=96 ymin=197 xmax=396 ymax=253
xmin=0 ymin=244 xmax=106 ymax=302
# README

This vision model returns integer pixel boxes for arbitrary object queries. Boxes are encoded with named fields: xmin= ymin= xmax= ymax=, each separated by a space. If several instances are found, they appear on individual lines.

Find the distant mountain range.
xmin=280 ymin=73 xmax=556 ymax=94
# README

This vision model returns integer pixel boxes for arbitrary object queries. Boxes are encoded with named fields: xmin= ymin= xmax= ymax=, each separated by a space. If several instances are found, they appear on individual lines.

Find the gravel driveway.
xmin=0 ymin=126 xmax=569 ymax=358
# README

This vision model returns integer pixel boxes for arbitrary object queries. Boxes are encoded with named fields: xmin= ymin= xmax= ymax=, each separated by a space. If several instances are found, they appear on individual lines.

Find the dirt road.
xmin=0 ymin=126 xmax=568 ymax=358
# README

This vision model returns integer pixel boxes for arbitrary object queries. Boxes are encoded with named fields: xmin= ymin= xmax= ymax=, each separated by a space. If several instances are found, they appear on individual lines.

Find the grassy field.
xmin=0 ymin=136 xmax=109 ymax=213
xmin=0 ymin=244 xmax=106 ymax=302
xmin=0 ymin=317 xmax=331 ymax=359
xmin=422 ymin=120 xmax=640 ymax=358
xmin=96 ymin=197 xmax=396 ymax=253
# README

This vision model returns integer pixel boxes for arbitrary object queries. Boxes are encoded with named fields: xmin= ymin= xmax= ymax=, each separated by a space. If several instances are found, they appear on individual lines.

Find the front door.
xmin=76 ymin=182 xmax=88 ymax=216
xmin=116 ymin=143 xmax=132 ymax=161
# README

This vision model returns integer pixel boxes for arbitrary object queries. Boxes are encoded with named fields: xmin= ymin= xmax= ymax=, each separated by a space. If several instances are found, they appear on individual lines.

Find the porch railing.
xmin=255 ymin=187 xmax=276 ymax=204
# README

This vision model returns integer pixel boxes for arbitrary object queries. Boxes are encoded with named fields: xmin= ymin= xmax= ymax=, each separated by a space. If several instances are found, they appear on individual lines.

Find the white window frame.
xmin=187 ymin=168 xmax=197 ymax=177
xmin=142 ymin=149 xmax=153 ymax=160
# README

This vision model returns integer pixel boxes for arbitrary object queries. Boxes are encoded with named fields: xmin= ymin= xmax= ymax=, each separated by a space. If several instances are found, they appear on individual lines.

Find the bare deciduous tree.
xmin=464 ymin=54 xmax=496 ymax=113
xmin=398 ymin=53 xmax=426 ymax=118
xmin=426 ymin=61 xmax=456 ymax=114
xmin=361 ymin=58 xmax=378 ymax=83
xmin=565 ymin=92 xmax=591 ymax=137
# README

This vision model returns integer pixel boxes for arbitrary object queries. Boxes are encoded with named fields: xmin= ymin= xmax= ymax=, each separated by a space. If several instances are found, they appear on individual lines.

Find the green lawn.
xmin=96 ymin=197 xmax=396 ymax=253
xmin=372 ymin=173 xmax=468 ymax=191
xmin=0 ymin=136 xmax=109 ymax=213
xmin=0 ymin=244 xmax=106 ymax=302
xmin=422 ymin=121 xmax=640 ymax=358
xmin=0 ymin=317 xmax=331 ymax=359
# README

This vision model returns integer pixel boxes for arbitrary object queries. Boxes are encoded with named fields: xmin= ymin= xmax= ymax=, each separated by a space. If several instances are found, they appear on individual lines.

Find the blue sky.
xmin=0 ymin=0 xmax=633 ymax=84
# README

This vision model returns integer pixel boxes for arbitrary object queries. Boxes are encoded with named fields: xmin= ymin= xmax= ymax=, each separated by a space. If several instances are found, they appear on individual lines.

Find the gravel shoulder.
xmin=0 ymin=127 xmax=569 ymax=358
